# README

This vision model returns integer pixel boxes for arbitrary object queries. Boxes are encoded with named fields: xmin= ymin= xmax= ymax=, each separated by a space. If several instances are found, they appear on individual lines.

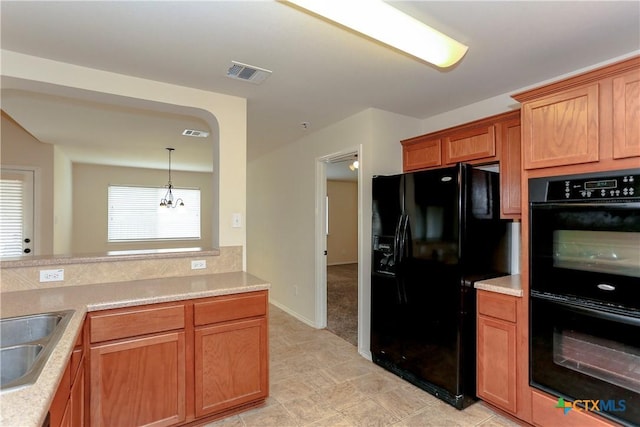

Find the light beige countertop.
xmin=474 ymin=274 xmax=522 ymax=297
xmin=0 ymin=271 xmax=270 ymax=427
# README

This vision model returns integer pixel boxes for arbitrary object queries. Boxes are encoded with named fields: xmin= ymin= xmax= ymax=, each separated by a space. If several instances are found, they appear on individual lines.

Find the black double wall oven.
xmin=529 ymin=169 xmax=640 ymax=426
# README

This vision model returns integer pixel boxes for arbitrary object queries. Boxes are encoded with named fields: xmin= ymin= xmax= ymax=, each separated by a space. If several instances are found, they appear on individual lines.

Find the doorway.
xmin=318 ymin=150 xmax=359 ymax=346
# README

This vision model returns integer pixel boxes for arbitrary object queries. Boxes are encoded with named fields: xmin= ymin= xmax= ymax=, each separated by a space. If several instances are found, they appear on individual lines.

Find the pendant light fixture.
xmin=159 ymin=147 xmax=184 ymax=208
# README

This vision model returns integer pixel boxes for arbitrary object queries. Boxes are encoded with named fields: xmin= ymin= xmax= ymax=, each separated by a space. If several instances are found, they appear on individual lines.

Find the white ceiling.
xmin=1 ymin=1 xmax=639 ymax=172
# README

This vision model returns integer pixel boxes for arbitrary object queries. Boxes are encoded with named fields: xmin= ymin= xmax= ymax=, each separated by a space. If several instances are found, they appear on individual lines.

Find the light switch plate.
xmin=232 ymin=213 xmax=242 ymax=228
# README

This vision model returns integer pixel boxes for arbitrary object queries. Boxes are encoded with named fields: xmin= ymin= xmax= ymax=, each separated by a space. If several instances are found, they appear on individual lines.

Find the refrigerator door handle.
xmin=393 ymin=216 xmax=403 ymax=269
xmin=399 ymin=214 xmax=410 ymax=304
xmin=398 ymin=214 xmax=411 ymax=304
xmin=392 ymin=215 xmax=404 ymax=304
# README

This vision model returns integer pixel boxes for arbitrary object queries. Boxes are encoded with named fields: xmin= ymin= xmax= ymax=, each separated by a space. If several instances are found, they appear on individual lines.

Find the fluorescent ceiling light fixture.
xmin=284 ymin=0 xmax=468 ymax=68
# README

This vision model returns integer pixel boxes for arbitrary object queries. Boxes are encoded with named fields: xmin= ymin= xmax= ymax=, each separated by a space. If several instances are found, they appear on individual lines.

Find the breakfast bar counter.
xmin=0 ymin=272 xmax=270 ymax=427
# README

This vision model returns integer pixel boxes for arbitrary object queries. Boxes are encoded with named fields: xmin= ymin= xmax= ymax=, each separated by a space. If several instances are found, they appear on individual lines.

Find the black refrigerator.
xmin=371 ymin=163 xmax=510 ymax=409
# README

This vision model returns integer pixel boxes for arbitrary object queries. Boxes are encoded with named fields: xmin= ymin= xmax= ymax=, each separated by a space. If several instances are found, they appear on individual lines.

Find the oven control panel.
xmin=547 ymin=173 xmax=640 ymax=201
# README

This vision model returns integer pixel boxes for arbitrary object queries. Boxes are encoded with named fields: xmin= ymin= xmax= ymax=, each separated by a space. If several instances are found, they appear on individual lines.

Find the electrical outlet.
xmin=191 ymin=260 xmax=207 ymax=270
xmin=294 ymin=285 xmax=299 ymax=295
xmin=40 ymin=269 xmax=64 ymax=282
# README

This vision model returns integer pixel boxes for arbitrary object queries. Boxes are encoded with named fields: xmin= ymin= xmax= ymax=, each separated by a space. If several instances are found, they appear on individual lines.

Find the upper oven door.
xmin=530 ymin=201 xmax=640 ymax=309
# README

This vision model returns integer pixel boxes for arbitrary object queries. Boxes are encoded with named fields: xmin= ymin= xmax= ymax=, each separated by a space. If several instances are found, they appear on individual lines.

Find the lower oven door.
xmin=530 ymin=292 xmax=640 ymax=426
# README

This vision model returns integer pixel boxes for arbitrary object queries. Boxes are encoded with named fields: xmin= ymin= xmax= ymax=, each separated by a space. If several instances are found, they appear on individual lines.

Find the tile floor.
xmin=206 ymin=305 xmax=523 ymax=427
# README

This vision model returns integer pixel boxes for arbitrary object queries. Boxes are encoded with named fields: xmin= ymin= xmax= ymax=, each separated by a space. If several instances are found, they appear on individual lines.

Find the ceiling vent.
xmin=182 ymin=129 xmax=210 ymax=138
xmin=226 ymin=61 xmax=272 ymax=84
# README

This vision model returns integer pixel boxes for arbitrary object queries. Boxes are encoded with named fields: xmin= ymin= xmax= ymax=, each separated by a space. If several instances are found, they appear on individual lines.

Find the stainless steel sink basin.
xmin=0 ymin=310 xmax=74 ymax=391
xmin=1 ymin=345 xmax=44 ymax=388
xmin=1 ymin=313 xmax=67 ymax=347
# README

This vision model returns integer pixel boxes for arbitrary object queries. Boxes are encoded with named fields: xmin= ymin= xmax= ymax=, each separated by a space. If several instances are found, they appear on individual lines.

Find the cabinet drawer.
xmin=477 ymin=291 xmax=517 ymax=323
xmin=89 ymin=304 xmax=185 ymax=343
xmin=194 ymin=291 xmax=267 ymax=326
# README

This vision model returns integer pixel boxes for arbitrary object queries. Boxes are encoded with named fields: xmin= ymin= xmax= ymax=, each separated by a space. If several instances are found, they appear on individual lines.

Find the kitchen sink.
xmin=1 ymin=345 xmax=44 ymax=387
xmin=0 ymin=310 xmax=74 ymax=391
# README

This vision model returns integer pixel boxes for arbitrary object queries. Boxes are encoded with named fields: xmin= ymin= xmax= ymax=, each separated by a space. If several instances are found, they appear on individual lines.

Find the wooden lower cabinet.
xmin=90 ymin=332 xmax=187 ymax=427
xmin=50 ymin=326 xmax=85 ymax=427
xmin=476 ymin=291 xmax=518 ymax=414
xmin=194 ymin=318 xmax=268 ymax=417
xmin=70 ymin=367 xmax=84 ymax=427
xmin=477 ymin=315 xmax=517 ymax=413
xmin=86 ymin=291 xmax=269 ymax=427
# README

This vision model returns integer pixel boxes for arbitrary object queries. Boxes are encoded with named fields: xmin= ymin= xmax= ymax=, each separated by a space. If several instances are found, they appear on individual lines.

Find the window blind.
xmin=108 ymin=185 xmax=201 ymax=241
xmin=0 ymin=179 xmax=25 ymax=257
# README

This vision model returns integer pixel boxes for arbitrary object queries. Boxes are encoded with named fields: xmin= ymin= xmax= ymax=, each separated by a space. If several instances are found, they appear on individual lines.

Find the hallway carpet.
xmin=326 ymin=263 xmax=358 ymax=346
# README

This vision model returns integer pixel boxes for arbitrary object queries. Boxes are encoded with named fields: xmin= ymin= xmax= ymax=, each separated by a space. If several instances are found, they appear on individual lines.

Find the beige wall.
xmin=0 ymin=113 xmax=54 ymax=255
xmin=72 ymin=163 xmax=213 ymax=253
xmin=247 ymin=108 xmax=422 ymax=354
xmin=53 ymin=146 xmax=73 ymax=254
xmin=327 ymin=180 xmax=357 ymax=265
xmin=1 ymin=50 xmax=248 ymax=267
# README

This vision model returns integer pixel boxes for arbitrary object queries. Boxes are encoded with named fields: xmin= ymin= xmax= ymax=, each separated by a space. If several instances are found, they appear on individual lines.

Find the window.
xmin=0 ymin=169 xmax=34 ymax=258
xmin=108 ymin=185 xmax=201 ymax=241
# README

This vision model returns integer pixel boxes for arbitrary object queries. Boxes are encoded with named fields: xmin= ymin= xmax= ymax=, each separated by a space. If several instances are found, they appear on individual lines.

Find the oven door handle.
xmin=539 ymin=295 xmax=640 ymax=327
xmin=531 ymin=202 xmax=640 ymax=209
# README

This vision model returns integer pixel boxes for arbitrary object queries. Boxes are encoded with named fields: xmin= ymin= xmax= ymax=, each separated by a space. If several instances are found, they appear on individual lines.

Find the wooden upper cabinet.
xmin=613 ymin=68 xmax=640 ymax=159
xmin=401 ymin=112 xmax=513 ymax=172
xmin=497 ymin=117 xmax=521 ymax=218
xmin=402 ymin=137 xmax=442 ymax=171
xmin=521 ymin=84 xmax=599 ymax=169
xmin=443 ymin=125 xmax=496 ymax=164
xmin=401 ymin=110 xmax=521 ymax=218
xmin=514 ymin=55 xmax=640 ymax=171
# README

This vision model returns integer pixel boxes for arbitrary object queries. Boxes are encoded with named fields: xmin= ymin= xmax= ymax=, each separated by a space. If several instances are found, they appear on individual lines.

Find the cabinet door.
xmin=50 ymin=361 xmax=71 ymax=427
xmin=443 ymin=125 xmax=496 ymax=164
xmin=497 ymin=118 xmax=521 ymax=218
xmin=522 ymin=84 xmax=599 ymax=169
xmin=613 ymin=69 xmax=640 ymax=159
xmin=403 ymin=138 xmax=442 ymax=171
xmin=90 ymin=332 xmax=186 ymax=427
xmin=70 ymin=365 xmax=84 ymax=427
xmin=477 ymin=315 xmax=517 ymax=413
xmin=194 ymin=318 xmax=268 ymax=417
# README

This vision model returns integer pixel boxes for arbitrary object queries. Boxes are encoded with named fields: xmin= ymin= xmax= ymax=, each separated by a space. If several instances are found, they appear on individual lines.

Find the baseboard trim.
xmin=268 ymin=299 xmax=320 ymax=329
xmin=327 ymin=261 xmax=358 ymax=266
